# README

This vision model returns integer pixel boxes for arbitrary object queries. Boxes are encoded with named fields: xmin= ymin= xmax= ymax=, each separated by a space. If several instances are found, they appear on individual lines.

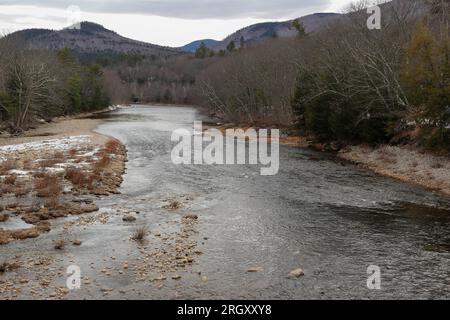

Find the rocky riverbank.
xmin=339 ymin=145 xmax=450 ymax=197
xmin=0 ymin=116 xmax=128 ymax=245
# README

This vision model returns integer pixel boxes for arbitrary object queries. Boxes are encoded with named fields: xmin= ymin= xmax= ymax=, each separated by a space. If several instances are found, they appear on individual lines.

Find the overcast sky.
xmin=0 ymin=0 xmax=355 ymax=47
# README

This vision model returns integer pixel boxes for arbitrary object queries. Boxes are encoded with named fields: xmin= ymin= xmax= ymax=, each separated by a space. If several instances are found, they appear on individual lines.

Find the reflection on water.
xmin=94 ymin=105 xmax=450 ymax=299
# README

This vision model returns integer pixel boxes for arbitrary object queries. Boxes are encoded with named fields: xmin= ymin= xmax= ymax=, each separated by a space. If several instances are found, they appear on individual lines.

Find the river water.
xmin=90 ymin=105 xmax=450 ymax=299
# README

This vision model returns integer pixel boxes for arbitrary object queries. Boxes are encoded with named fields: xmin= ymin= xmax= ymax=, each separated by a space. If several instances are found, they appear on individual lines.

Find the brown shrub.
xmin=85 ymin=174 xmax=98 ymax=191
xmin=0 ymin=213 xmax=9 ymax=222
xmin=95 ymin=152 xmax=111 ymax=169
xmin=22 ymin=160 xmax=34 ymax=170
xmin=53 ymin=151 xmax=65 ymax=160
xmin=65 ymin=168 xmax=85 ymax=186
xmin=14 ymin=185 xmax=30 ymax=197
xmin=35 ymin=174 xmax=62 ymax=198
xmin=4 ymin=174 xmax=17 ymax=185
xmin=131 ymin=226 xmax=149 ymax=243
xmin=68 ymin=148 xmax=78 ymax=157
xmin=104 ymin=139 xmax=121 ymax=154
xmin=0 ymin=160 xmax=16 ymax=175
xmin=38 ymin=159 xmax=60 ymax=168
xmin=44 ymin=196 xmax=60 ymax=210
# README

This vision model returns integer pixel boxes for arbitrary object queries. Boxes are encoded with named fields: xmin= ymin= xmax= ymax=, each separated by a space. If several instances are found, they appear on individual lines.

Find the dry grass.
xmin=131 ymin=226 xmax=149 ymax=243
xmin=0 ymin=160 xmax=16 ymax=175
xmin=22 ymin=160 xmax=34 ymax=170
xmin=95 ymin=151 xmax=111 ymax=169
xmin=13 ymin=184 xmax=30 ymax=197
xmin=44 ymin=195 xmax=60 ymax=210
xmin=65 ymin=168 xmax=86 ymax=186
xmin=0 ymin=261 xmax=20 ymax=274
xmin=104 ymin=139 xmax=121 ymax=154
xmin=53 ymin=151 xmax=65 ymax=160
xmin=85 ymin=174 xmax=97 ymax=191
xmin=68 ymin=148 xmax=78 ymax=157
xmin=340 ymin=145 xmax=450 ymax=195
xmin=38 ymin=159 xmax=60 ymax=168
xmin=4 ymin=174 xmax=17 ymax=185
xmin=35 ymin=174 xmax=62 ymax=198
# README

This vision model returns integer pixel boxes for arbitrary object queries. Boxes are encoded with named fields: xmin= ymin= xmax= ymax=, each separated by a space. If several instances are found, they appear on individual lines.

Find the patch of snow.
xmin=0 ymin=135 xmax=92 ymax=153
xmin=45 ymin=167 xmax=65 ymax=174
xmin=77 ymin=150 xmax=99 ymax=158
xmin=8 ymin=170 xmax=30 ymax=176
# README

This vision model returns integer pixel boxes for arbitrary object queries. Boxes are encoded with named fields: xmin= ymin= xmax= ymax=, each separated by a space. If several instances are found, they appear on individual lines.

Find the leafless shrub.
xmin=0 ymin=160 xmax=16 ymax=175
xmin=35 ymin=174 xmax=62 ymax=198
xmin=65 ymin=168 xmax=85 ymax=186
xmin=131 ymin=226 xmax=149 ymax=243
xmin=4 ymin=174 xmax=17 ymax=185
xmin=95 ymin=151 xmax=111 ymax=169
xmin=44 ymin=195 xmax=60 ymax=210
xmin=104 ymin=139 xmax=121 ymax=154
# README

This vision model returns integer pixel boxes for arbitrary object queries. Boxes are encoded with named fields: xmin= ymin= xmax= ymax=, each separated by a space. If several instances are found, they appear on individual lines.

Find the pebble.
xmin=288 ymin=268 xmax=305 ymax=278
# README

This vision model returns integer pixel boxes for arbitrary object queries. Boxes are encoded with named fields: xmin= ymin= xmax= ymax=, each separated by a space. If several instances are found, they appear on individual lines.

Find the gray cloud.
xmin=0 ymin=0 xmax=331 ymax=19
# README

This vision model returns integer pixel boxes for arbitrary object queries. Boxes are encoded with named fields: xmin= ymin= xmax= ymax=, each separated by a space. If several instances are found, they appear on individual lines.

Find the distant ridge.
xmin=210 ymin=13 xmax=340 ymax=51
xmin=178 ymin=39 xmax=219 ymax=53
xmin=8 ymin=21 xmax=178 ymax=58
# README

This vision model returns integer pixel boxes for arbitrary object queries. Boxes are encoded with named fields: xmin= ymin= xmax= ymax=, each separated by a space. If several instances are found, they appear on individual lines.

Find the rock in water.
xmin=183 ymin=213 xmax=198 ymax=220
xmin=247 ymin=267 xmax=263 ymax=273
xmin=122 ymin=215 xmax=137 ymax=222
xmin=288 ymin=268 xmax=305 ymax=278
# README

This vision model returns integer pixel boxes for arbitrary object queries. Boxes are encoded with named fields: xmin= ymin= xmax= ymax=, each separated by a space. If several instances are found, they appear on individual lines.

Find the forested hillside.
xmin=1 ymin=0 xmax=448 ymax=150
xmin=0 ymin=37 xmax=110 ymax=133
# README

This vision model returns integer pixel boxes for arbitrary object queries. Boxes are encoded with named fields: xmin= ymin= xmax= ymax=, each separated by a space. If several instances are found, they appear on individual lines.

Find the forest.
xmin=0 ymin=0 xmax=448 ymax=149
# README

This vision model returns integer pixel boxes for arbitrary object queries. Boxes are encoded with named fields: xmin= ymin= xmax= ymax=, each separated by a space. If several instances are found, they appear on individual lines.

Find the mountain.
xmin=9 ymin=22 xmax=178 ymax=58
xmin=210 ymin=13 xmax=340 ymax=51
xmin=178 ymin=39 xmax=219 ymax=53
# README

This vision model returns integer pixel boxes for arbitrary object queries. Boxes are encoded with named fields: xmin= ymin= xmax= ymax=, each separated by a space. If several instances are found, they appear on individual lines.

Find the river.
xmin=1 ymin=104 xmax=449 ymax=300
xmin=91 ymin=105 xmax=450 ymax=299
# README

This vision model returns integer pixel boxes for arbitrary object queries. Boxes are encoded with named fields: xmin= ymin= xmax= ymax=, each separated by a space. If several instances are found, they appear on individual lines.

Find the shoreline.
xmin=339 ymin=145 xmax=450 ymax=197
xmin=210 ymin=122 xmax=450 ymax=198
xmin=0 ymin=107 xmax=120 ymax=147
